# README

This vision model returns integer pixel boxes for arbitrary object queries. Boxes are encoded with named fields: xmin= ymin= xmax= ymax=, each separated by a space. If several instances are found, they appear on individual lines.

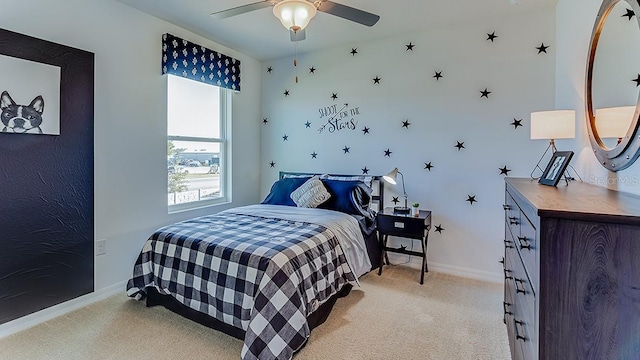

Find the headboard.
xmin=278 ymin=171 xmax=385 ymax=212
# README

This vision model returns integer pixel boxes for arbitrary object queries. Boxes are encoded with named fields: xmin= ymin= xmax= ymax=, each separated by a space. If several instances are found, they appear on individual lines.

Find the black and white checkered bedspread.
xmin=126 ymin=207 xmax=357 ymax=360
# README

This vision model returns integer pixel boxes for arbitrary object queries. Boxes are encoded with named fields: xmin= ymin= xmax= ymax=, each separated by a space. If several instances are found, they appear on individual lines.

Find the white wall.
xmin=260 ymin=7 xmax=556 ymax=280
xmin=557 ymin=0 xmax=640 ymax=191
xmin=0 ymin=0 xmax=262 ymax=293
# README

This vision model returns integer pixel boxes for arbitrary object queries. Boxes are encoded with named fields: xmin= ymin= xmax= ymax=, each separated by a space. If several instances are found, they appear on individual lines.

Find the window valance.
xmin=162 ymin=33 xmax=241 ymax=91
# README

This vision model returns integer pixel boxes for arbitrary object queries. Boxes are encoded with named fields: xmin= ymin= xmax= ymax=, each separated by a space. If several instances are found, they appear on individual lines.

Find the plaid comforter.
xmin=126 ymin=206 xmax=358 ymax=360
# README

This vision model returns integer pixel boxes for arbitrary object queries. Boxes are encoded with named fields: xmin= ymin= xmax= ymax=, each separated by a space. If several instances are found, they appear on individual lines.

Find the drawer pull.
xmin=518 ymin=236 xmax=532 ymax=251
xmin=514 ymin=278 xmax=526 ymax=294
xmin=504 ymin=268 xmax=513 ymax=280
xmin=503 ymin=301 xmax=513 ymax=315
xmin=514 ymin=319 xmax=527 ymax=342
xmin=503 ymin=204 xmax=511 ymax=211
xmin=503 ymin=239 xmax=514 ymax=249
xmin=509 ymin=217 xmax=518 ymax=225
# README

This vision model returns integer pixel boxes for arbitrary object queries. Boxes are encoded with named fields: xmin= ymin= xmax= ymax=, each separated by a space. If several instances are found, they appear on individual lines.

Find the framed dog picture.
xmin=539 ymin=151 xmax=574 ymax=186
xmin=0 ymin=54 xmax=60 ymax=135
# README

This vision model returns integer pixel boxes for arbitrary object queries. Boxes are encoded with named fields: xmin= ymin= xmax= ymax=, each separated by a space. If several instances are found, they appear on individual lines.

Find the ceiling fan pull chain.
xmin=294 ymin=39 xmax=299 ymax=83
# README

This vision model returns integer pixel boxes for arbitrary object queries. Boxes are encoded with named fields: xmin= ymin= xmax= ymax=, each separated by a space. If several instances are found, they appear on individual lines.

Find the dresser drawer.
xmin=518 ymin=214 xmax=538 ymax=290
xmin=510 ymin=247 xmax=536 ymax=360
xmin=504 ymin=192 xmax=521 ymax=239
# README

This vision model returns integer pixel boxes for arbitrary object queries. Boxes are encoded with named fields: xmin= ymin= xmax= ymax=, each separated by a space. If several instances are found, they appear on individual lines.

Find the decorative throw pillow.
xmin=290 ymin=176 xmax=331 ymax=208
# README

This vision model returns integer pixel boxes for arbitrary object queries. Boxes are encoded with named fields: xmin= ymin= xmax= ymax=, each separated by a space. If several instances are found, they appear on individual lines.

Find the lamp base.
xmin=393 ymin=206 xmax=411 ymax=214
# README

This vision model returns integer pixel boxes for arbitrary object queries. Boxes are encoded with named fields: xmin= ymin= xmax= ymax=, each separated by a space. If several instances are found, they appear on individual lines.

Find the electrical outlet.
xmin=96 ymin=239 xmax=107 ymax=256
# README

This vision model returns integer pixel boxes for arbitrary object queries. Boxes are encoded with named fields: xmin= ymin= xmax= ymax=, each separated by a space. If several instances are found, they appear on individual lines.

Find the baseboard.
xmin=386 ymin=254 xmax=503 ymax=284
xmin=0 ymin=280 xmax=127 ymax=339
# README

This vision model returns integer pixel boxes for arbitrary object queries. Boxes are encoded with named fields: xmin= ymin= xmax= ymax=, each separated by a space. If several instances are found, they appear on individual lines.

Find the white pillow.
xmin=290 ymin=176 xmax=331 ymax=208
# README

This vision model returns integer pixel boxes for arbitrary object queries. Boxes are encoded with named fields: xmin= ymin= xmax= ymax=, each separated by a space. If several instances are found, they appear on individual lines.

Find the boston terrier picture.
xmin=1 ymin=90 xmax=45 ymax=134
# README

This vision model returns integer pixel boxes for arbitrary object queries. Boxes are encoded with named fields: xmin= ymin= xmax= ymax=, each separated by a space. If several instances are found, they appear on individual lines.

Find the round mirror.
xmin=586 ymin=0 xmax=640 ymax=171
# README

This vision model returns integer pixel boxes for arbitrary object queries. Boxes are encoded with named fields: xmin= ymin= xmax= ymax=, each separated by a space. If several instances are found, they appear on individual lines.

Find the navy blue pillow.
xmin=261 ymin=177 xmax=311 ymax=206
xmin=319 ymin=179 xmax=371 ymax=216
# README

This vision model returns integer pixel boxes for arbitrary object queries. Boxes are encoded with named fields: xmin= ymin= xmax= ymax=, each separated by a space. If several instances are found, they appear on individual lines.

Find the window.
xmin=167 ymin=74 xmax=231 ymax=211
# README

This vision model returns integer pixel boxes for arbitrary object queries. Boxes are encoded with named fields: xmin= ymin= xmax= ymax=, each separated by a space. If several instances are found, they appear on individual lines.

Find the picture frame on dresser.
xmin=539 ymin=151 xmax=573 ymax=186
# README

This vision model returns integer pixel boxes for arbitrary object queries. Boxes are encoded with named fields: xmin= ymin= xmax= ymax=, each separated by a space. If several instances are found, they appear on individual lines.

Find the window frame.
xmin=167 ymin=76 xmax=232 ymax=213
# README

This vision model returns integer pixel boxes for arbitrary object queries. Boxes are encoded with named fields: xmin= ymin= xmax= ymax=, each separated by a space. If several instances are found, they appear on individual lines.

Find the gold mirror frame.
xmin=586 ymin=0 xmax=640 ymax=171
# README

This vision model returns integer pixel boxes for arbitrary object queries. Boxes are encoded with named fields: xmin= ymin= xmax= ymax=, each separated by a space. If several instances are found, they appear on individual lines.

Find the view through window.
xmin=167 ymin=75 xmax=230 ymax=209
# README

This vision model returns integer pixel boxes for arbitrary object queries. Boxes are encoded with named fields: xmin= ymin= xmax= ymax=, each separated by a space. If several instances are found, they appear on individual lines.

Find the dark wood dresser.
xmin=503 ymin=177 xmax=640 ymax=360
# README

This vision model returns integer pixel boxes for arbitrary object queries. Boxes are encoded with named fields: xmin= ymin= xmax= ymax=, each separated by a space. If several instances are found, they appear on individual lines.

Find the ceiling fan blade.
xmin=211 ymin=1 xmax=275 ymax=19
xmin=316 ymin=1 xmax=380 ymax=27
xmin=290 ymin=29 xmax=306 ymax=42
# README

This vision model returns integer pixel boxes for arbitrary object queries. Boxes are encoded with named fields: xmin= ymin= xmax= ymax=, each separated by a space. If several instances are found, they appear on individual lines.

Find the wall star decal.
xmin=311 ymin=152 xmax=318 ymax=159
xmin=433 ymin=71 xmax=443 ymax=81
xmin=480 ymin=88 xmax=492 ymax=98
xmin=343 ymin=146 xmax=350 ymax=154
xmin=466 ymin=195 xmax=477 ymax=205
xmin=424 ymin=162 xmax=434 ymax=171
xmin=392 ymin=197 xmax=400 ymax=205
xmin=362 ymin=127 xmax=370 ymax=134
xmin=331 ymin=93 xmax=338 ymax=100
xmin=351 ymin=48 xmax=358 ymax=56
xmin=623 ymin=8 xmax=635 ymax=20
xmin=435 ymin=224 xmax=445 ymax=233
xmin=400 ymin=245 xmax=407 ymax=251
xmin=270 ymin=161 xmax=276 ymax=168
xmin=511 ymin=118 xmax=523 ymax=129
xmin=305 ymin=121 xmax=311 ymax=128
xmin=487 ymin=31 xmax=498 ymax=42
xmin=632 ymin=74 xmax=640 ymax=87
xmin=500 ymin=166 xmax=511 ymax=176
xmin=282 ymin=134 xmax=288 ymax=141
xmin=262 ymin=118 xmax=268 ymax=124
xmin=384 ymin=148 xmax=392 ymax=157
xmin=455 ymin=141 xmax=465 ymax=151
xmin=406 ymin=42 xmax=415 ymax=51
xmin=267 ymin=66 xmax=273 ymax=73
xmin=309 ymin=66 xmax=316 ymax=74
xmin=373 ymin=76 xmax=382 ymax=84
xmin=362 ymin=167 xmax=369 ymax=174
xmin=536 ymin=43 xmax=549 ymax=54
xmin=284 ymin=89 xmax=290 ymax=97
xmin=402 ymin=120 xmax=411 ymax=128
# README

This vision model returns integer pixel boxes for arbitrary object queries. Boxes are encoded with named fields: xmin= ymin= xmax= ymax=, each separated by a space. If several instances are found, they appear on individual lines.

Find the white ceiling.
xmin=115 ymin=0 xmax=558 ymax=61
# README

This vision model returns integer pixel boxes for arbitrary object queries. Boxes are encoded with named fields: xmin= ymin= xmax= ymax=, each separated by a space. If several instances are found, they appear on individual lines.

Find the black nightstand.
xmin=377 ymin=207 xmax=432 ymax=284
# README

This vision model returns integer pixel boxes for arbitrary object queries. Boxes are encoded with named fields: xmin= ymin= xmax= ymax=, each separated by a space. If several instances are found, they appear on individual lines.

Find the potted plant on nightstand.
xmin=412 ymin=202 xmax=420 ymax=217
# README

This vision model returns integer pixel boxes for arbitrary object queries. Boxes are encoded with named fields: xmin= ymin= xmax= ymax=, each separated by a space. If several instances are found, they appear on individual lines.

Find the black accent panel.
xmin=0 ymin=28 xmax=94 ymax=324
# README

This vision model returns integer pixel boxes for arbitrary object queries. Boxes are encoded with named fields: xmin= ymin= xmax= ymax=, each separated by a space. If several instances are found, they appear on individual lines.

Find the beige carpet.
xmin=0 ymin=266 xmax=509 ymax=360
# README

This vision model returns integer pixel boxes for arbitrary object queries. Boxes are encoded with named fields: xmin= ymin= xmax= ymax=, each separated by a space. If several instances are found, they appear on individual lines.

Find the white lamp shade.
xmin=273 ymin=0 xmax=317 ymax=31
xmin=530 ymin=110 xmax=576 ymax=140
xmin=383 ymin=167 xmax=398 ymax=185
xmin=594 ymin=106 xmax=635 ymax=138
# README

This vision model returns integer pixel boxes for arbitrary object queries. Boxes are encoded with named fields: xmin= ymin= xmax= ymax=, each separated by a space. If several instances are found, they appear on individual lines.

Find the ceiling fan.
xmin=211 ymin=0 xmax=380 ymax=42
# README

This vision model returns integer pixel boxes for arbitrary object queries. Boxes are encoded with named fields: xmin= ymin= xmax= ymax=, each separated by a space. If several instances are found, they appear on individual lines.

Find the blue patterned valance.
xmin=162 ymin=33 xmax=241 ymax=91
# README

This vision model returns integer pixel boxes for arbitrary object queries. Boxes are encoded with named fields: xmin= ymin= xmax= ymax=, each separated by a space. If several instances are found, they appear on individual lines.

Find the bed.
xmin=126 ymin=172 xmax=384 ymax=360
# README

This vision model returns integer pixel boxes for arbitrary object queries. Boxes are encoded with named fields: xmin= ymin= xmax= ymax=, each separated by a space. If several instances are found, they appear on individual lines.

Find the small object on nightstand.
xmin=411 ymin=203 xmax=420 ymax=217
xmin=377 ymin=207 xmax=432 ymax=284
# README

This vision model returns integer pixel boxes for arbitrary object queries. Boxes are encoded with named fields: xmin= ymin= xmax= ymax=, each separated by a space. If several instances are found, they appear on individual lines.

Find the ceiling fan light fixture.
xmin=273 ymin=0 xmax=317 ymax=32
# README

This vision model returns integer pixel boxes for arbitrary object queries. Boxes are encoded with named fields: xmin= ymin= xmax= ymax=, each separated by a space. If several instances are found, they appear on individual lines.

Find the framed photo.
xmin=539 ymin=151 xmax=574 ymax=186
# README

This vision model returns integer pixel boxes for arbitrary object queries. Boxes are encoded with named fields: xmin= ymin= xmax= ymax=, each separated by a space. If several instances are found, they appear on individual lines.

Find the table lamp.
xmin=383 ymin=167 xmax=410 ymax=214
xmin=530 ymin=110 xmax=575 ymax=178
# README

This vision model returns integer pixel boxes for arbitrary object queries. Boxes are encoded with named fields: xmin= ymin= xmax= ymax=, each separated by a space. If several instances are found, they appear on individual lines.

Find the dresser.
xmin=503 ymin=178 xmax=640 ymax=360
